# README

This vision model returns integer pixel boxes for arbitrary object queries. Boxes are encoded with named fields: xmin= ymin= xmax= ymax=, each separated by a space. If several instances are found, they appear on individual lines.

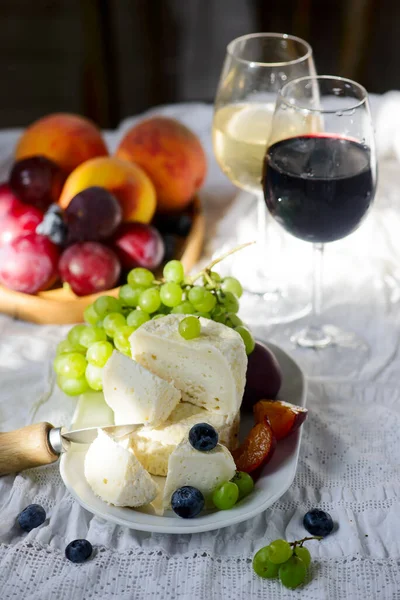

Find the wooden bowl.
xmin=0 ymin=200 xmax=205 ymax=325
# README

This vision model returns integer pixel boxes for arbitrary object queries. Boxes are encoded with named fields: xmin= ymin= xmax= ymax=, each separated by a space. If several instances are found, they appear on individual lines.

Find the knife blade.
xmin=62 ymin=423 xmax=140 ymax=444
xmin=48 ymin=423 xmax=141 ymax=454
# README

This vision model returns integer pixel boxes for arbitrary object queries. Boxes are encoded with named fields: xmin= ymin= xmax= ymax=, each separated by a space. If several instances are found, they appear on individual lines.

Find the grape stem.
xmin=189 ymin=241 xmax=255 ymax=284
xmin=290 ymin=536 xmax=323 ymax=549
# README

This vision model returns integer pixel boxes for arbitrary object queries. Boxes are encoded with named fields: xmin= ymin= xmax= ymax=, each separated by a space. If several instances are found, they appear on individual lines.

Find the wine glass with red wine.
xmin=263 ymin=76 xmax=376 ymax=352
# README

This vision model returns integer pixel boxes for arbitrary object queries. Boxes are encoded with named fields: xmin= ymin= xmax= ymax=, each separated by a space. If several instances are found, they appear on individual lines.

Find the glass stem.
xmin=256 ymin=193 xmax=268 ymax=254
xmin=311 ymin=243 xmax=324 ymax=324
xmin=293 ymin=242 xmax=331 ymax=348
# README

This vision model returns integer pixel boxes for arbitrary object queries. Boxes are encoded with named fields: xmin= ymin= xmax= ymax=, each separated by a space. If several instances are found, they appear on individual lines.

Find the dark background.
xmin=0 ymin=0 xmax=394 ymax=129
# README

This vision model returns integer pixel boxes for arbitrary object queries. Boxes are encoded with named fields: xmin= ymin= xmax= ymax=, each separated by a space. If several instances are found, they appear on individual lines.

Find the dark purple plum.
xmin=242 ymin=342 xmax=282 ymax=412
xmin=65 ymin=186 xmax=122 ymax=243
xmin=10 ymin=156 xmax=66 ymax=212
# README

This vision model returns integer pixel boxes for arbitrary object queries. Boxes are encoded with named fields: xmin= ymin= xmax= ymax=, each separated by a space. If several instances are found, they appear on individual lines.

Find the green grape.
xmin=86 ymin=364 xmax=104 ymax=391
xmin=178 ymin=316 xmax=201 ymax=340
xmin=128 ymin=267 xmax=154 ymax=288
xmin=138 ymin=288 xmax=161 ymax=313
xmin=211 ymin=305 xmax=227 ymax=324
xmin=171 ymin=301 xmax=195 ymax=314
xmin=278 ymin=556 xmax=307 ymax=589
xmin=294 ymin=546 xmax=311 ymax=569
xmin=219 ymin=291 xmax=239 ymax=313
xmin=127 ymin=309 xmax=151 ymax=328
xmin=103 ymin=312 xmax=126 ymax=337
xmin=57 ymin=374 xmax=90 ymax=396
xmin=267 ymin=540 xmax=293 ymax=565
xmin=94 ymin=295 xmax=122 ymax=318
xmin=86 ymin=341 xmax=114 ymax=367
xmin=188 ymin=286 xmax=206 ymax=308
xmin=67 ymin=325 xmax=88 ymax=351
xmin=212 ymin=481 xmax=239 ymax=510
xmin=83 ymin=304 xmax=99 ymax=325
xmin=152 ymin=314 xmax=165 ymax=320
xmin=252 ymin=547 xmax=280 ymax=579
xmin=118 ymin=284 xmax=144 ymax=307
xmin=56 ymin=340 xmax=83 ymax=355
xmin=54 ymin=352 xmax=87 ymax=378
xmin=79 ymin=326 xmax=107 ymax=349
xmin=114 ymin=326 xmax=135 ymax=356
xmin=188 ymin=287 xmax=216 ymax=312
xmin=225 ymin=313 xmax=243 ymax=328
xmin=194 ymin=312 xmax=211 ymax=319
xmin=198 ymin=291 xmax=216 ymax=312
xmin=160 ymin=282 xmax=183 ymax=307
xmin=235 ymin=326 xmax=255 ymax=355
xmin=221 ymin=276 xmax=243 ymax=298
xmin=231 ymin=471 xmax=254 ymax=499
xmin=209 ymin=271 xmax=221 ymax=283
xmin=163 ymin=260 xmax=184 ymax=284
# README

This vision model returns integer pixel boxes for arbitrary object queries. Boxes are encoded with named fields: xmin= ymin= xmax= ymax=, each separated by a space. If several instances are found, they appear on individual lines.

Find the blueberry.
xmin=47 ymin=203 xmax=63 ymax=216
xmin=17 ymin=504 xmax=46 ymax=532
xmin=171 ymin=486 xmax=205 ymax=518
xmin=65 ymin=539 xmax=93 ymax=563
xmin=189 ymin=423 xmax=219 ymax=452
xmin=303 ymin=508 xmax=334 ymax=537
xmin=36 ymin=204 xmax=68 ymax=245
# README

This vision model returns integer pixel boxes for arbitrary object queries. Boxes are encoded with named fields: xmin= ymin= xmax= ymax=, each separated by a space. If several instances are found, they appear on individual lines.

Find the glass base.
xmin=285 ymin=323 xmax=370 ymax=380
xmin=241 ymin=286 xmax=311 ymax=325
xmin=292 ymin=324 xmax=368 ymax=350
xmin=228 ymin=239 xmax=311 ymax=324
xmin=292 ymin=325 xmax=333 ymax=349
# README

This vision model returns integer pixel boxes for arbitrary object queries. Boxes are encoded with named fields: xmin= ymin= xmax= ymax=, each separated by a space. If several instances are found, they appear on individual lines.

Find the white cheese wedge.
xmin=129 ymin=402 xmax=240 ymax=476
xmin=84 ymin=429 xmax=158 ymax=507
xmin=129 ymin=314 xmax=247 ymax=416
xmin=102 ymin=350 xmax=181 ymax=427
xmin=163 ymin=439 xmax=236 ymax=508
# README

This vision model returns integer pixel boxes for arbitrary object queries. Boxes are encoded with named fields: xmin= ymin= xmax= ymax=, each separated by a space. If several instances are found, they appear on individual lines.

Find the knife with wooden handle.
xmin=0 ymin=422 xmax=139 ymax=476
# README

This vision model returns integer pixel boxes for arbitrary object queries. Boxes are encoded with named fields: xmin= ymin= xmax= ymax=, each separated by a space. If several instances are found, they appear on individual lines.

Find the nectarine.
xmin=15 ymin=113 xmax=108 ymax=174
xmin=58 ymin=157 xmax=156 ymax=223
xmin=115 ymin=117 xmax=207 ymax=212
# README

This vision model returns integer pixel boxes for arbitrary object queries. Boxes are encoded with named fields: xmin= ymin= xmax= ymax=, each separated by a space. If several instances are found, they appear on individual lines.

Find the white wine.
xmin=213 ymin=103 xmax=274 ymax=193
xmin=213 ymin=103 xmax=318 ymax=193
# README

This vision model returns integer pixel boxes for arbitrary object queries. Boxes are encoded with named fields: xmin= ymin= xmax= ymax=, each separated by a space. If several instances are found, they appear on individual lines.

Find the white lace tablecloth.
xmin=1 ymin=100 xmax=400 ymax=600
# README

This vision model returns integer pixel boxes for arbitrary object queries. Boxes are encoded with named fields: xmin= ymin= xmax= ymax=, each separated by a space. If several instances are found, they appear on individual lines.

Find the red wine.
xmin=263 ymin=135 xmax=375 ymax=243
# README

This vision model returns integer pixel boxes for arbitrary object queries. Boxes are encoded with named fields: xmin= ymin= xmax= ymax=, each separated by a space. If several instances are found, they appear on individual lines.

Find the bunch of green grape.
xmin=253 ymin=538 xmax=318 ymax=589
xmin=54 ymin=259 xmax=255 ymax=396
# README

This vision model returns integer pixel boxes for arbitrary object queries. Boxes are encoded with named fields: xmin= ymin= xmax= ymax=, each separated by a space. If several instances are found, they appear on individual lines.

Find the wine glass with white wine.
xmin=213 ymin=33 xmax=317 ymax=322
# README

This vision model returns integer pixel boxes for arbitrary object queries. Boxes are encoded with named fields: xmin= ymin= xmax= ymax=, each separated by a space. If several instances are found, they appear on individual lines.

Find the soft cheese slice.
xmin=84 ymin=429 xmax=158 ymax=507
xmin=103 ymin=350 xmax=181 ymax=427
xmin=129 ymin=314 xmax=247 ymax=415
xmin=130 ymin=402 xmax=240 ymax=476
xmin=163 ymin=439 xmax=236 ymax=508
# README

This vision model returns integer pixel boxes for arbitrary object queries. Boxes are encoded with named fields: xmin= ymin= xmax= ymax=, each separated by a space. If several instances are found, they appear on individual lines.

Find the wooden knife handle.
xmin=0 ymin=422 xmax=59 ymax=476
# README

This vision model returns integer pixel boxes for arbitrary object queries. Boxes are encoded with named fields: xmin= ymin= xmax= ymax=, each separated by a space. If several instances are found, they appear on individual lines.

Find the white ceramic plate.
xmin=60 ymin=342 xmax=306 ymax=534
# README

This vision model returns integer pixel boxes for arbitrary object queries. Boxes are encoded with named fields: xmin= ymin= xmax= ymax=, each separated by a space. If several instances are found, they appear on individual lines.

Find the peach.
xmin=58 ymin=156 xmax=156 ymax=223
xmin=15 ymin=113 xmax=108 ymax=174
xmin=115 ymin=116 xmax=207 ymax=212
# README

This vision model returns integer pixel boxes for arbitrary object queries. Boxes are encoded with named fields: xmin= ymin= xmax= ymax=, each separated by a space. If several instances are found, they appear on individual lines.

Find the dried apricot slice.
xmin=253 ymin=400 xmax=308 ymax=441
xmin=232 ymin=418 xmax=276 ymax=473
